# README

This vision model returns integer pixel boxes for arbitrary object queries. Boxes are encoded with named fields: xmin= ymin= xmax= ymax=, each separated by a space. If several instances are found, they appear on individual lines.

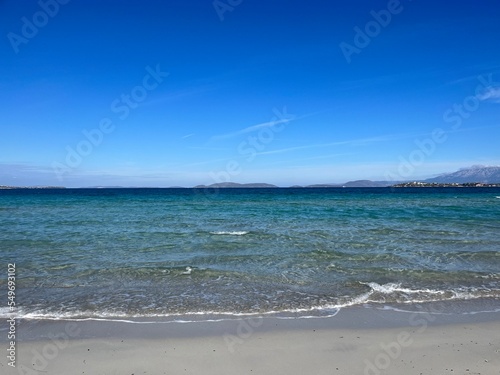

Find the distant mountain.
xmin=51 ymin=166 xmax=500 ymax=190
xmin=194 ymin=182 xmax=278 ymax=188
xmin=424 ymin=165 xmax=500 ymax=183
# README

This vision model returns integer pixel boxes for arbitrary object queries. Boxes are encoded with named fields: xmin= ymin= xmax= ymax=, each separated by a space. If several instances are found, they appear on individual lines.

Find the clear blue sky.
xmin=1 ymin=0 xmax=500 ymax=187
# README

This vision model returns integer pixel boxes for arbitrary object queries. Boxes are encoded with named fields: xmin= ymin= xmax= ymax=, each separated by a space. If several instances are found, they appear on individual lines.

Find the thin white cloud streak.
xmin=210 ymin=118 xmax=293 ymax=142
xmin=142 ymin=85 xmax=217 ymax=107
xmin=0 ymin=163 xmax=55 ymax=173
xmin=209 ymin=111 xmax=320 ymax=142
xmin=447 ymin=123 xmax=500 ymax=133
xmin=264 ymin=153 xmax=355 ymax=166
xmin=181 ymin=157 xmax=231 ymax=168
xmin=445 ymin=66 xmax=500 ymax=86
xmin=477 ymin=87 xmax=500 ymax=103
xmin=255 ymin=134 xmax=404 ymax=157
xmin=181 ymin=133 xmax=195 ymax=139
xmin=184 ymin=131 xmax=431 ymax=170
xmin=257 ymin=124 xmax=500 ymax=158
xmin=188 ymin=146 xmax=229 ymax=151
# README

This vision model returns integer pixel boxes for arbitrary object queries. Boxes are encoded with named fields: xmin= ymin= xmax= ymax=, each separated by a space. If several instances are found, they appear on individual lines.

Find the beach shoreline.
xmin=2 ymin=303 xmax=499 ymax=374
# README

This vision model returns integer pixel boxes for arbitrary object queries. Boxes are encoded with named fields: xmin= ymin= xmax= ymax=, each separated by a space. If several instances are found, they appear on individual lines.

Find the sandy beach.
xmin=3 ymin=305 xmax=499 ymax=375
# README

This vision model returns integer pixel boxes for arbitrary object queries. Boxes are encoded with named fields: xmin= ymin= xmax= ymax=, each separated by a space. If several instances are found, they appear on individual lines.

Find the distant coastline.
xmin=0 ymin=185 xmax=66 ymax=189
xmin=2 ymin=182 xmax=500 ymax=189
xmin=392 ymin=182 xmax=500 ymax=188
xmin=2 ymin=164 xmax=500 ymax=189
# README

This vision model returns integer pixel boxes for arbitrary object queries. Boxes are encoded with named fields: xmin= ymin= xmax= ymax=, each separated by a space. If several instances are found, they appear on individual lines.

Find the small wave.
xmin=3 ymin=282 xmax=498 ymax=323
xmin=0 ymin=307 xmax=14 ymax=316
xmin=0 ymin=307 xmax=340 ymax=323
xmin=374 ymin=304 xmax=500 ymax=316
xmin=360 ymin=282 xmax=499 ymax=303
xmin=210 ymin=231 xmax=249 ymax=236
xmin=364 ymin=282 xmax=445 ymax=295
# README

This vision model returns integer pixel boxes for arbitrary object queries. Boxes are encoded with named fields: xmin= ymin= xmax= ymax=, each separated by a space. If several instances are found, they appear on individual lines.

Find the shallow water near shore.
xmin=1 ymin=187 xmax=499 ymax=320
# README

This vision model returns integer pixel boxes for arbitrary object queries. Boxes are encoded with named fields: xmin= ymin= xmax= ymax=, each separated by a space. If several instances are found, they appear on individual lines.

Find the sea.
xmin=1 ymin=187 xmax=499 ymax=322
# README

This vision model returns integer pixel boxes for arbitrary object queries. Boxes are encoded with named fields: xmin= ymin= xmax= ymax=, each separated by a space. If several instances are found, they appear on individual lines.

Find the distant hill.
xmin=10 ymin=166 xmax=499 ymax=190
xmin=194 ymin=182 xmax=278 ymax=188
xmin=425 ymin=165 xmax=500 ymax=183
xmin=194 ymin=181 xmax=396 ymax=188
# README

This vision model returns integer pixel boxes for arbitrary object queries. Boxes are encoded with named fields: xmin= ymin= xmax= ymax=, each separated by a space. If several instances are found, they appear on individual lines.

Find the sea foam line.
xmin=3 ymin=283 xmax=498 ymax=323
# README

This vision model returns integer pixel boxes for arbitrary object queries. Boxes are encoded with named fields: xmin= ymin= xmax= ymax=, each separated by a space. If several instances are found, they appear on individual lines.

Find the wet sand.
xmin=3 ymin=305 xmax=499 ymax=375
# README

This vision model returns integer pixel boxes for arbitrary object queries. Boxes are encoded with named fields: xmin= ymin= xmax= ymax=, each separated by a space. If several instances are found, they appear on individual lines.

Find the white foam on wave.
xmin=479 ymin=273 xmax=500 ymax=279
xmin=210 ymin=231 xmax=249 ymax=236
xmin=3 ymin=282 xmax=497 ymax=323
xmin=0 ymin=305 xmax=343 ymax=323
xmin=0 ymin=307 xmax=14 ymax=317
xmin=360 ymin=282 xmax=499 ymax=303
xmin=364 ymin=282 xmax=446 ymax=296
xmin=375 ymin=304 xmax=500 ymax=316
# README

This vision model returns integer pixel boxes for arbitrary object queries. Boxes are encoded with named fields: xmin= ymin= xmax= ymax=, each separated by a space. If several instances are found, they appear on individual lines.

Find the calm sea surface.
xmin=1 ymin=188 xmax=499 ymax=320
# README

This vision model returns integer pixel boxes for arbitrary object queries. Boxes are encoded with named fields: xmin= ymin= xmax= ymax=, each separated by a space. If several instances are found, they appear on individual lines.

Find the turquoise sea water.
xmin=1 ymin=188 xmax=499 ymax=320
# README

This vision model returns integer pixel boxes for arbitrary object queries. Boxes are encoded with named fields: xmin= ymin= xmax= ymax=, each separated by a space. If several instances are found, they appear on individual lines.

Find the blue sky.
xmin=1 ymin=0 xmax=500 ymax=187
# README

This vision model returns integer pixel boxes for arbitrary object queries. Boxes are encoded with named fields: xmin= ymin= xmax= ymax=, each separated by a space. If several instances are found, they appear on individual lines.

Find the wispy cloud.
xmin=477 ymin=87 xmax=500 ymax=103
xmin=0 ymin=163 xmax=54 ymax=173
xmin=181 ymin=133 xmax=195 ymax=139
xmin=264 ymin=153 xmax=355 ymax=166
xmin=143 ymin=84 xmax=217 ymax=107
xmin=209 ymin=107 xmax=311 ymax=142
xmin=210 ymin=119 xmax=292 ymax=142
xmin=255 ymin=134 xmax=403 ymax=157
xmin=188 ymin=146 xmax=229 ymax=151
xmin=0 ymin=162 xmax=67 ymax=186
xmin=180 ymin=157 xmax=231 ymax=168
